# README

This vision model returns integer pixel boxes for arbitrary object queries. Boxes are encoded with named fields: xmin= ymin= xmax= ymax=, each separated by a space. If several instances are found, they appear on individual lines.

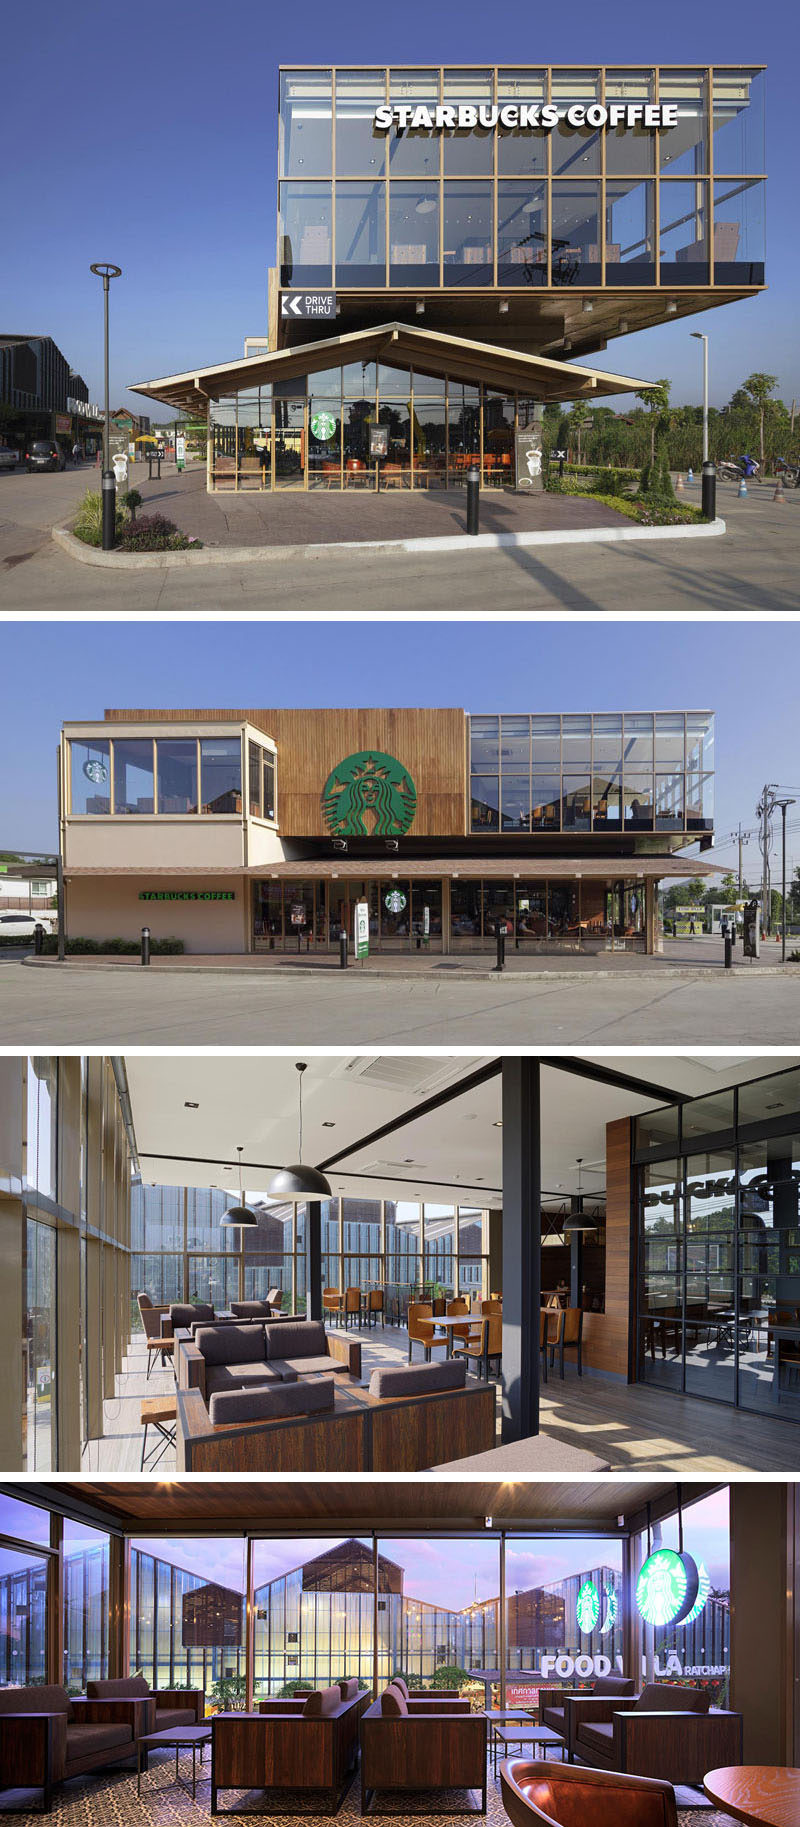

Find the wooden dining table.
xmin=703 ymin=1765 xmax=800 ymax=1827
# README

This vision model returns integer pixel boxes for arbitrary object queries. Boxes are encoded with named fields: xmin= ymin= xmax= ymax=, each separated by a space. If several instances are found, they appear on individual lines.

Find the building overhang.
xmin=62 ymin=855 xmax=718 ymax=881
xmin=129 ymin=321 xmax=649 ymax=416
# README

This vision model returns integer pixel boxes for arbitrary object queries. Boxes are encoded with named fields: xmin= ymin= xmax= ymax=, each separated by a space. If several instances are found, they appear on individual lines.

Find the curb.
xmin=52 ymin=516 xmax=726 ymax=570
xmin=22 ymin=956 xmax=796 ymax=983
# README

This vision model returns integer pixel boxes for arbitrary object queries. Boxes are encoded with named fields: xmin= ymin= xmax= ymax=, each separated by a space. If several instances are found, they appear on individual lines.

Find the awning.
xmin=63 ymin=856 xmax=718 ymax=880
xmin=129 ymin=320 xmax=649 ymax=415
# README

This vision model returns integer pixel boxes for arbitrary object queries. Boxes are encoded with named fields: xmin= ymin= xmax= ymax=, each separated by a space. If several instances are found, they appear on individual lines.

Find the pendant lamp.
xmin=220 ymin=1145 xmax=258 ymax=1227
xmin=268 ymin=1062 xmax=332 ymax=1200
xmin=562 ymin=1158 xmax=599 ymax=1231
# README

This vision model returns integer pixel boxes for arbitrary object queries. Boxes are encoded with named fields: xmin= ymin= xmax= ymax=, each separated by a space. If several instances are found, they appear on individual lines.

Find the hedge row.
xmin=40 ymin=934 xmax=185 ymax=955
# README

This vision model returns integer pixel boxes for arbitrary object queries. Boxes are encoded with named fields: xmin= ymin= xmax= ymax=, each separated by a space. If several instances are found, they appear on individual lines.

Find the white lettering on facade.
xmin=372 ymin=101 xmax=679 ymax=134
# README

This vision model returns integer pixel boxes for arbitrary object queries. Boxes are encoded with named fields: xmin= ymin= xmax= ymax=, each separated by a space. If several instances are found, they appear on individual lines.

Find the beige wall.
xmin=65 ymin=875 xmax=249 ymax=953
xmin=64 ymin=816 xmax=248 ymax=871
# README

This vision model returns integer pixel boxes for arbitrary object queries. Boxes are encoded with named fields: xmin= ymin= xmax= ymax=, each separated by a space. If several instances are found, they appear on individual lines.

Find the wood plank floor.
xmin=83 ymin=1327 xmax=800 ymax=1476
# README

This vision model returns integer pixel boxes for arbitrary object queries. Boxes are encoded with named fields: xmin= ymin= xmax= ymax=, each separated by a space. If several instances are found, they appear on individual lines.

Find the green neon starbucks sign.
xmin=576 ymin=1581 xmax=600 ymax=1634
xmin=636 ymin=1550 xmax=700 ymax=1628
xmin=322 ymin=751 xmax=417 ymax=838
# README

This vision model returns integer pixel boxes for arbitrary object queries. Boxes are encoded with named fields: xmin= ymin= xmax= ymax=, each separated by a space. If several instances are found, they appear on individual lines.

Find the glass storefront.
xmin=469 ymin=711 xmax=713 ymax=835
xmin=451 ymin=877 xmax=644 ymax=951
xmin=253 ymin=877 xmax=443 ymax=952
xmin=636 ymin=1067 xmax=800 ymax=1420
xmin=68 ymin=731 xmax=275 ymax=821
xmin=276 ymin=67 xmax=765 ymax=290
xmin=211 ymin=373 xmax=520 ymax=491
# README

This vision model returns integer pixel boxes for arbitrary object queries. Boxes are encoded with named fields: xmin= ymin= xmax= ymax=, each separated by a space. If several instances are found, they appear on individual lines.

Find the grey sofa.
xmin=181 ymin=1318 xmax=361 ymax=1402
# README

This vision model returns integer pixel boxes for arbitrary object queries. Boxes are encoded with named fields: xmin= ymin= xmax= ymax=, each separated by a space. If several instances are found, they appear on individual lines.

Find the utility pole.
xmin=757 ymin=785 xmax=778 ymax=934
xmin=775 ymin=799 xmax=797 ymax=962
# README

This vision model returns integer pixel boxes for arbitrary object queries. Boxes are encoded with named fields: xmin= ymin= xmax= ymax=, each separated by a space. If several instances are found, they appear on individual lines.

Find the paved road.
xmin=0 ymin=956 xmax=796 ymax=1043
xmin=1 ymin=468 xmax=797 ymax=612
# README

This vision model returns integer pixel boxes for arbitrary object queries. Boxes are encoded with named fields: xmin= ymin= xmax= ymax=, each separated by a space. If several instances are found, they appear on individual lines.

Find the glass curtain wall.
xmin=636 ymin=1067 xmax=800 ymax=1419
xmin=63 ymin=1519 xmax=110 ymax=1691
xmin=469 ymin=712 xmax=714 ymax=835
xmin=130 ymin=1539 xmax=247 ymax=1702
xmin=451 ymin=878 xmax=645 ymax=953
xmin=278 ymin=68 xmax=765 ymax=291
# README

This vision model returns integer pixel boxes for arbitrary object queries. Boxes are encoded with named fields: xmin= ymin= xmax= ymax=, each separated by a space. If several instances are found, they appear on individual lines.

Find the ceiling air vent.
xmin=332 ymin=1057 xmax=483 ymax=1097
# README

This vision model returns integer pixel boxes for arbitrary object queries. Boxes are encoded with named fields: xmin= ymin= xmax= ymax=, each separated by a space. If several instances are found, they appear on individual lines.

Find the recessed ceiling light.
xmin=493 ymin=1121 xmax=503 ymax=1128
xmin=322 ymin=1121 xmax=336 ymax=1128
xmin=184 ymin=1100 xmax=199 ymax=1109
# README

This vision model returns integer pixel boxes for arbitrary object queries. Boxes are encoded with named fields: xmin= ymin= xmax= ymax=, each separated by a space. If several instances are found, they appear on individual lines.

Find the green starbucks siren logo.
xmin=322 ymin=751 xmax=417 ymax=838
xmin=310 ymin=410 xmax=337 ymax=441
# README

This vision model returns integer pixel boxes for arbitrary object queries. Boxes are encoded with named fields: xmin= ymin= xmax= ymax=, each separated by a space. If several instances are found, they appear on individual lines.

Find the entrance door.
xmin=274 ymin=400 xmax=305 ymax=488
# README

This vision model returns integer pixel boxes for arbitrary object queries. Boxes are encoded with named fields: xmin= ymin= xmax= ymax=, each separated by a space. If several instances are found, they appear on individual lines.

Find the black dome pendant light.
xmin=268 ymin=1062 xmax=332 ymax=1201
xmin=220 ymin=1144 xmax=258 ymax=1227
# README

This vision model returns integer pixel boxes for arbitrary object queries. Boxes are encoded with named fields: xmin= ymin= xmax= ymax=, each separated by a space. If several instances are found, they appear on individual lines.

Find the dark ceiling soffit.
xmin=541 ymin=1057 xmax=690 ymax=1106
xmin=0 ymin=1483 xmax=128 ymax=1536
xmin=316 ymin=1059 xmax=502 ymax=1171
xmin=622 ymin=1482 xmax=723 ymax=1538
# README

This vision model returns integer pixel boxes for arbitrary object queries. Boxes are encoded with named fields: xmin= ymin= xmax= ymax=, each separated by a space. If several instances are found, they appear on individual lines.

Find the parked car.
xmin=0 ymin=445 xmax=19 ymax=471
xmin=25 ymin=440 xmax=66 ymax=472
xmin=0 ymin=910 xmax=57 ymax=942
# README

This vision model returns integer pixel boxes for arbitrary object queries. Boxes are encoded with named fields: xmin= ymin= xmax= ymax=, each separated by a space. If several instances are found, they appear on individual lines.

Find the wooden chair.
xmin=558 ymin=1306 xmax=584 ymax=1378
xmin=407 ymin=1301 xmax=435 ymax=1363
xmin=365 ymin=1288 xmax=385 ymax=1328
xmin=139 ymin=1394 xmax=177 ymax=1471
xmin=138 ymin=1294 xmax=174 ymax=1380
xmin=322 ymin=1286 xmax=342 ymax=1324
xmin=453 ymin=1311 xmax=502 ymax=1380
xmin=539 ymin=1309 xmax=550 ymax=1384
xmin=546 ymin=1305 xmax=566 ymax=1374
xmin=445 ymin=1295 xmax=471 ymax=1343
xmin=343 ymin=1286 xmax=362 ymax=1329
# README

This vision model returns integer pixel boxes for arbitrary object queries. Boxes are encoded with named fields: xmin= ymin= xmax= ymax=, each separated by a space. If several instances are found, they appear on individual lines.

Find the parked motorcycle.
xmin=774 ymin=457 xmax=800 ymax=487
xmin=717 ymin=454 xmax=761 ymax=483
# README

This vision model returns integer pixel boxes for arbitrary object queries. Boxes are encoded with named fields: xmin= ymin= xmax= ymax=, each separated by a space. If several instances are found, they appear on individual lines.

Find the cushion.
xmin=277 ymin=1355 xmax=348 ymax=1377
xmin=303 ymin=1686 xmax=341 ymax=1718
xmin=380 ymin=1686 xmax=408 ymax=1716
xmin=208 ymin=1376 xmax=336 ymax=1426
xmin=86 ymin=1677 xmax=149 ymax=1700
xmin=171 ymin=1302 xmax=214 ymax=1327
xmin=66 ymin=1723 xmax=132 ymax=1758
xmin=541 ymin=1705 xmax=565 ymax=1730
xmin=204 ymin=1362 xmax=284 ymax=1396
xmin=576 ymin=1720 xmax=614 ymax=1755
xmin=391 ymin=1676 xmax=409 ymax=1698
xmin=264 ymin=1319 xmax=327 ymax=1361
xmin=369 ymin=1360 xmax=467 ymax=1398
xmin=338 ymin=1678 xmax=360 ymax=1700
xmin=637 ymin=1683 xmax=710 ymax=1714
xmin=195 ymin=1323 xmax=266 ymax=1365
xmin=0 ymin=1683 xmax=70 ymax=1715
xmin=230 ymin=1300 xmax=273 ymax=1318
xmin=593 ymin=1676 xmax=636 ymax=1697
xmin=154 ymin=1706 xmax=197 ymax=1730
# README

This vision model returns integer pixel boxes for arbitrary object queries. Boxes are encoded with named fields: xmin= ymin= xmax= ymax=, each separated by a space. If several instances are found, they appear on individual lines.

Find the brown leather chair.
xmin=365 ymin=1289 xmax=385 ymax=1328
xmin=407 ymin=1301 xmax=435 ymax=1362
xmin=540 ymin=1675 xmax=635 ymax=1758
xmin=500 ymin=1757 xmax=678 ymax=1827
xmin=212 ymin=1685 xmax=363 ymax=1814
xmin=343 ymin=1287 xmax=362 ymax=1329
xmin=0 ymin=1683 xmax=143 ymax=1813
xmin=569 ymin=1682 xmax=743 ymax=1785
xmin=323 ymin=1287 xmax=343 ymax=1323
xmin=452 ymin=1311 xmax=502 ymax=1380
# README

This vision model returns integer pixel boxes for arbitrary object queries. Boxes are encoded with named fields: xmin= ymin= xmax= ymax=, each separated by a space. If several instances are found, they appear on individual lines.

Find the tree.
xmin=740 ymin=373 xmax=778 ymax=465
xmin=432 ymin=1664 xmax=470 ymax=1690
xmin=211 ymin=1674 xmax=249 ymax=1710
xmin=635 ymin=378 xmax=671 ymax=462
xmin=569 ymin=401 xmax=592 ymax=465
xmin=718 ymin=872 xmax=739 ymax=903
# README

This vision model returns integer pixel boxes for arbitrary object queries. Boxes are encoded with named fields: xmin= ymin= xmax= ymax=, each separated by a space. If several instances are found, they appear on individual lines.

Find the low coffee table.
xmin=137 ymin=1725 xmax=212 ymax=1802
xmin=487 ymin=1720 xmax=564 ymax=1777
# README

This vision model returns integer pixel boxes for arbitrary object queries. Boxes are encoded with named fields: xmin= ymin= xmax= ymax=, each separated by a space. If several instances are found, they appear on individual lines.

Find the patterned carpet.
xmin=0 ymin=1752 xmax=743 ymax=1825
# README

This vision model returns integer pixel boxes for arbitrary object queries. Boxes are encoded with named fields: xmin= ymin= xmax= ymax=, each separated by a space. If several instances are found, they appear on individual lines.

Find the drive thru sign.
xmin=281 ymin=292 xmax=337 ymax=320
xmin=354 ymin=900 xmax=370 ymax=960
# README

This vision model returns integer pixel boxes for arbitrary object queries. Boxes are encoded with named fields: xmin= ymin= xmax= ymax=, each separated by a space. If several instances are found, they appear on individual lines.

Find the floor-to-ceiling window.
xmin=506 ymin=1534 xmax=624 ymax=1703
xmin=63 ymin=1518 xmax=110 ymax=1691
xmin=635 ymin=1488 xmax=730 ymax=1702
xmin=636 ymin=1067 xmax=800 ymax=1418
xmin=130 ymin=1538 xmax=247 ymax=1706
xmin=0 ymin=1494 xmax=53 ymax=1688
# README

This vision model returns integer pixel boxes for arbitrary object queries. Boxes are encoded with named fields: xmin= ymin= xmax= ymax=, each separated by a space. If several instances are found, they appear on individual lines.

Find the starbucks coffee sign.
xmin=373 ymin=101 xmax=678 ymax=134
xmin=322 ymin=751 xmax=417 ymax=838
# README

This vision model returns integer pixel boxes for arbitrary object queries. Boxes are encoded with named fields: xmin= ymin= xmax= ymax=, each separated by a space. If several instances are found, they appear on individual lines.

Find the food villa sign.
xmin=372 ymin=101 xmax=679 ymax=134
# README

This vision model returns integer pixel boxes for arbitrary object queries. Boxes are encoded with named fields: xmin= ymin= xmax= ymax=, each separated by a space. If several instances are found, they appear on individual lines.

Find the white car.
xmin=0 ymin=910 xmax=57 ymax=941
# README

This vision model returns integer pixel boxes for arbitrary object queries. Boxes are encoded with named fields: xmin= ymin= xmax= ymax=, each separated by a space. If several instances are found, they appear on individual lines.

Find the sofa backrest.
xmin=637 ymin=1683 xmax=711 ymax=1713
xmin=303 ymin=1685 xmax=343 ymax=1718
xmin=171 ymin=1302 xmax=214 ymax=1328
xmin=230 ymin=1301 xmax=271 ymax=1318
xmin=380 ymin=1684 xmax=409 ymax=1716
xmin=195 ymin=1323 xmax=266 ymax=1365
xmin=338 ymin=1678 xmax=360 ymax=1700
xmin=368 ymin=1360 xmax=467 ymax=1399
xmin=264 ymin=1319 xmax=327 ymax=1360
xmin=391 ymin=1675 xmax=409 ymax=1697
xmin=593 ymin=1676 xmax=636 ymax=1698
xmin=0 ymin=1684 xmax=71 ymax=1716
xmin=208 ymin=1376 xmax=336 ymax=1426
xmin=86 ymin=1676 xmax=150 ymax=1700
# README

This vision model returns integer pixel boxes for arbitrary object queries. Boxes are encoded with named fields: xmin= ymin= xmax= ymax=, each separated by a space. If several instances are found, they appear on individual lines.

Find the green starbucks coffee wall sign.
xmin=322 ymin=751 xmax=417 ymax=837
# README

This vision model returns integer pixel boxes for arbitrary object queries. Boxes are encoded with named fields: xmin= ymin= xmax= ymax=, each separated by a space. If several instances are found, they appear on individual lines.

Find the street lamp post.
xmin=690 ymin=331 xmax=709 ymax=463
xmin=691 ymin=331 xmax=715 ymax=520
xmin=90 ymin=262 xmax=122 ymax=549
xmin=775 ymin=797 xmax=796 ymax=962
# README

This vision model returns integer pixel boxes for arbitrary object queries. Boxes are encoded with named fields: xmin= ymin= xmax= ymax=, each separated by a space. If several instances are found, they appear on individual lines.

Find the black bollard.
xmin=466 ymin=466 xmax=480 ymax=536
xmin=101 ymin=470 xmax=116 ymax=549
xmin=339 ymin=932 xmax=348 ymax=969
xmin=34 ymin=922 xmax=44 ymax=956
xmin=147 ymin=454 xmax=153 ymax=481
xmin=156 ymin=455 xmax=161 ymax=479
xmin=724 ymin=933 xmax=732 ymax=970
xmin=141 ymin=925 xmax=151 ymax=967
xmin=701 ymin=459 xmax=716 ymax=522
xmin=493 ymin=926 xmax=505 ymax=973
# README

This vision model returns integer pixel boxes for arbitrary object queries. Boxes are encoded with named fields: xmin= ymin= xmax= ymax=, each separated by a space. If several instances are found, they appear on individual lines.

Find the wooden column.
xmin=582 ymin=1116 xmax=634 ymax=1378
xmin=501 ymin=1058 xmax=541 ymax=1442
xmin=731 ymin=1483 xmax=792 ymax=1763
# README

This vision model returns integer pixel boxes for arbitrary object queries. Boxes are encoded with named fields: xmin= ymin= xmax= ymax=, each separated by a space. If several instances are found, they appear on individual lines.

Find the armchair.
xmin=86 ymin=1675 xmax=204 ymax=1734
xmin=569 ymin=1683 xmax=743 ymax=1785
xmin=540 ymin=1675 xmax=634 ymax=1758
xmin=0 ymin=1684 xmax=141 ymax=1813
xmin=500 ymin=1757 xmax=678 ymax=1827
xmin=360 ymin=1687 xmax=486 ymax=1814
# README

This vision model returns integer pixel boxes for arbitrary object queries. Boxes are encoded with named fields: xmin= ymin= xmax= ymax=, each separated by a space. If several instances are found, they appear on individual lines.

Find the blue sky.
xmin=2 ymin=3 xmax=793 ymax=416
xmin=4 ymin=620 xmax=798 ymax=884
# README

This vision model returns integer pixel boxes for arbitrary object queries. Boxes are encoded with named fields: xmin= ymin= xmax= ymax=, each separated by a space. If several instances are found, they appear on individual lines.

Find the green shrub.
xmin=118 ymin=513 xmax=201 ymax=552
xmin=72 ymin=488 xmax=127 ymax=546
xmin=41 ymin=934 xmax=184 ymax=956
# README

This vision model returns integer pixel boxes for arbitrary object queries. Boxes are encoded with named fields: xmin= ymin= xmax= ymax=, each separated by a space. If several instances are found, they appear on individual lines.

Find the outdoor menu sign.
xmin=743 ymin=899 xmax=761 ymax=958
xmin=354 ymin=899 xmax=370 ymax=960
xmin=515 ymin=427 xmax=544 ymax=491
xmin=290 ymin=903 xmax=306 ymax=926
xmin=370 ymin=425 xmax=389 ymax=459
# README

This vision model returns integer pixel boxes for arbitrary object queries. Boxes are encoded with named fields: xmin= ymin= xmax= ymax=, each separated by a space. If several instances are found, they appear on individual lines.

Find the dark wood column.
xmin=501 ymin=1058 xmax=541 ymax=1442
xmin=306 ymin=1201 xmax=322 ymax=1322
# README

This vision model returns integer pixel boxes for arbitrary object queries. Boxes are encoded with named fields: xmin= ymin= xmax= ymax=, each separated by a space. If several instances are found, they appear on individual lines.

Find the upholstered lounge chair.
xmin=360 ymin=1685 xmax=487 ymax=1814
xmin=85 ymin=1675 xmax=204 ymax=1734
xmin=211 ymin=1683 xmax=363 ymax=1815
xmin=568 ymin=1682 xmax=743 ymax=1784
xmin=0 ymin=1683 xmax=142 ymax=1813
xmin=500 ymin=1756 xmax=678 ymax=1827
xmin=540 ymin=1674 xmax=635 ymax=1758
